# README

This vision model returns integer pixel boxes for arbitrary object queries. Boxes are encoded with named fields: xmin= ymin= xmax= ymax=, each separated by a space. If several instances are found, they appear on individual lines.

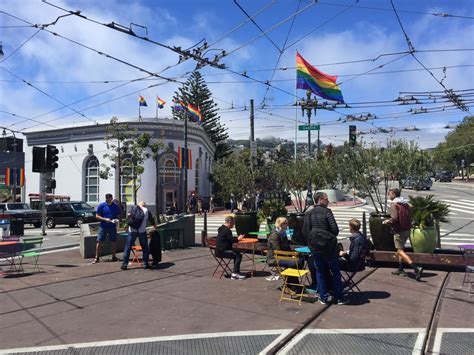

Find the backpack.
xmin=127 ymin=205 xmax=145 ymax=229
xmin=394 ymin=203 xmax=411 ymax=232
xmin=308 ymin=228 xmax=337 ymax=257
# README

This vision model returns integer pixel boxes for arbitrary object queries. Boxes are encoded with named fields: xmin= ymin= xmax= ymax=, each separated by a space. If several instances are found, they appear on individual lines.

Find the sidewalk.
xmin=1 ymin=246 xmax=472 ymax=354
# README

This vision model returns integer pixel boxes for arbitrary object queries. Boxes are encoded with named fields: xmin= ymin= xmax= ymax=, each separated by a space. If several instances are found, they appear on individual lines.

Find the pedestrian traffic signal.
xmin=32 ymin=146 xmax=46 ymax=173
xmin=349 ymin=125 xmax=357 ymax=147
xmin=46 ymin=178 xmax=56 ymax=190
xmin=45 ymin=145 xmax=59 ymax=171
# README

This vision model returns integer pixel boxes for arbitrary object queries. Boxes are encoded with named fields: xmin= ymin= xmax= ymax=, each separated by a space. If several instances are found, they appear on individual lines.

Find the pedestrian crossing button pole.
xmin=201 ymin=210 xmax=207 ymax=247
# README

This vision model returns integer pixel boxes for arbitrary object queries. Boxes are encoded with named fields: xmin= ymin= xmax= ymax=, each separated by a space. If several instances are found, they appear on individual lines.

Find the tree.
xmin=173 ymin=71 xmax=231 ymax=161
xmin=433 ymin=116 xmax=473 ymax=177
xmin=99 ymin=117 xmax=163 ymax=206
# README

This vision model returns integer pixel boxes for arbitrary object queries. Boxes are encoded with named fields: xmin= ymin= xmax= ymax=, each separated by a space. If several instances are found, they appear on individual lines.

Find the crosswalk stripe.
xmin=448 ymin=206 xmax=474 ymax=214
xmin=442 ymin=200 xmax=474 ymax=209
xmin=460 ymin=199 xmax=474 ymax=204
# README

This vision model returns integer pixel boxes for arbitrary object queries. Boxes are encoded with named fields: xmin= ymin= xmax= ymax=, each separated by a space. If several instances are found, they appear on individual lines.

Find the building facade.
xmin=23 ymin=119 xmax=215 ymax=214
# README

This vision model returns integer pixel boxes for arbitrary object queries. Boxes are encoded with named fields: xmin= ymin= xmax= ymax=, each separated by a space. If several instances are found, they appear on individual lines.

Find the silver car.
xmin=402 ymin=176 xmax=433 ymax=190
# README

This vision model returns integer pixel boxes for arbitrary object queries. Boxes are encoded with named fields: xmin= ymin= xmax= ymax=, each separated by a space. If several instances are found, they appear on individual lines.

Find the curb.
xmin=41 ymin=243 xmax=79 ymax=253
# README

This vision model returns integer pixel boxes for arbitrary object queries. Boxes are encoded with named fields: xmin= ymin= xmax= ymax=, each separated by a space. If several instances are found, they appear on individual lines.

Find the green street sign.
xmin=298 ymin=124 xmax=320 ymax=131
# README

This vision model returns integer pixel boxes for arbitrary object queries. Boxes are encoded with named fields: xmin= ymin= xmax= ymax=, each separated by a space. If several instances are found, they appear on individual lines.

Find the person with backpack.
xmin=303 ymin=192 xmax=348 ymax=305
xmin=121 ymin=201 xmax=157 ymax=270
xmin=94 ymin=193 xmax=121 ymax=264
xmin=383 ymin=188 xmax=423 ymax=281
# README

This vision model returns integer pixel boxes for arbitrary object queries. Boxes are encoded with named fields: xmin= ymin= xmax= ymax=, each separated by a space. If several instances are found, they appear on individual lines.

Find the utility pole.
xmin=249 ymin=99 xmax=256 ymax=160
xmin=299 ymin=91 xmax=318 ymax=158
xmin=40 ymin=173 xmax=46 ymax=236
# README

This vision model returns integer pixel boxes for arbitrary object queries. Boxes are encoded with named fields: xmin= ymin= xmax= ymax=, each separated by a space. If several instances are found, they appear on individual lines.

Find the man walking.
xmin=94 ymin=193 xmax=121 ymax=263
xmin=303 ymin=192 xmax=347 ymax=305
xmin=216 ymin=215 xmax=246 ymax=280
xmin=384 ymin=188 xmax=423 ymax=280
xmin=121 ymin=201 xmax=157 ymax=270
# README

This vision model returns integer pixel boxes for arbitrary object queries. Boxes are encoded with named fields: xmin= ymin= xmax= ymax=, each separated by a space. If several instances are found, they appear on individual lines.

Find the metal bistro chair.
xmin=207 ymin=237 xmax=232 ymax=279
xmin=19 ymin=237 xmax=44 ymax=273
xmin=274 ymin=250 xmax=309 ymax=305
xmin=460 ymin=246 xmax=474 ymax=297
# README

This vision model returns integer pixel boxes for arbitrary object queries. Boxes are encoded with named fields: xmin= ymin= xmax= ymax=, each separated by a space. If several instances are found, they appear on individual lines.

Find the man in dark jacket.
xmin=339 ymin=218 xmax=369 ymax=272
xmin=303 ymin=192 xmax=347 ymax=305
xmin=216 ymin=215 xmax=246 ymax=280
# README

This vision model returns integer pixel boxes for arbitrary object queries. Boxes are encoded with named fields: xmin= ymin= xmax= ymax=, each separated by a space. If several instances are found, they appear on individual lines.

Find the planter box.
xmin=79 ymin=215 xmax=195 ymax=259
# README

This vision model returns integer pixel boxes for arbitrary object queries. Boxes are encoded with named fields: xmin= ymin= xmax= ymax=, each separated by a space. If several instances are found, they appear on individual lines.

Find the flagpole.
xmin=156 ymin=97 xmax=158 ymax=120
xmin=294 ymin=49 xmax=298 ymax=162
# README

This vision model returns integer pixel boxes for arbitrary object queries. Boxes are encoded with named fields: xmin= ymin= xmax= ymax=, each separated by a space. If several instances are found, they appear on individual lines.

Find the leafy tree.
xmin=433 ymin=116 xmax=473 ymax=177
xmin=100 ymin=117 xmax=163 ymax=206
xmin=173 ymin=71 xmax=231 ymax=161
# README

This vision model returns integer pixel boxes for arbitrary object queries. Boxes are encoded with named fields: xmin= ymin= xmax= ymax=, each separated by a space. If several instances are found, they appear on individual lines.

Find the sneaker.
xmin=150 ymin=263 xmax=160 ymax=269
xmin=111 ymin=256 xmax=119 ymax=262
xmin=306 ymin=287 xmax=319 ymax=295
xmin=120 ymin=264 xmax=127 ymax=270
xmin=143 ymin=264 xmax=150 ymax=269
xmin=336 ymin=298 xmax=349 ymax=305
xmin=265 ymin=275 xmax=280 ymax=281
xmin=415 ymin=266 xmax=423 ymax=281
xmin=391 ymin=269 xmax=407 ymax=276
xmin=92 ymin=257 xmax=100 ymax=264
xmin=231 ymin=273 xmax=246 ymax=280
xmin=318 ymin=298 xmax=330 ymax=305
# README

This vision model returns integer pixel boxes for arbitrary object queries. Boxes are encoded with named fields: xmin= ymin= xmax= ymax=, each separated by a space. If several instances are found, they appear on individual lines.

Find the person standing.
xmin=209 ymin=195 xmax=215 ymax=213
xmin=94 ymin=193 xmax=121 ymax=263
xmin=383 ymin=188 xmax=423 ymax=280
xmin=216 ymin=215 xmax=246 ymax=280
xmin=255 ymin=189 xmax=264 ymax=211
xmin=303 ymin=192 xmax=347 ymax=305
xmin=121 ymin=201 xmax=157 ymax=270
xmin=230 ymin=193 xmax=236 ymax=213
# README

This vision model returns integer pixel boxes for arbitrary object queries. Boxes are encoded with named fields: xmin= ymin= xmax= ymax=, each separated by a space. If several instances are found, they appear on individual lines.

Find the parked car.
xmin=46 ymin=201 xmax=96 ymax=228
xmin=401 ymin=176 xmax=433 ymax=190
xmin=435 ymin=171 xmax=452 ymax=182
xmin=0 ymin=202 xmax=42 ymax=228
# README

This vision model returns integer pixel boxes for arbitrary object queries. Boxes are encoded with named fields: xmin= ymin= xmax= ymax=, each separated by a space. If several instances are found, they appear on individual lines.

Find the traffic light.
xmin=32 ymin=146 xmax=46 ymax=173
xmin=349 ymin=125 xmax=357 ymax=147
xmin=46 ymin=178 xmax=56 ymax=190
xmin=45 ymin=145 xmax=59 ymax=172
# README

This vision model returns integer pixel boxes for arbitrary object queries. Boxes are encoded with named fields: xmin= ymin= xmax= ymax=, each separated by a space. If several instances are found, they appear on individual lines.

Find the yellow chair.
xmin=274 ymin=250 xmax=309 ymax=305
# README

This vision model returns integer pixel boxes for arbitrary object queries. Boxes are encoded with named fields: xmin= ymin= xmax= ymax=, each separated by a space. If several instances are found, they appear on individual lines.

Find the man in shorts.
xmin=383 ymin=188 xmax=423 ymax=281
xmin=94 ymin=193 xmax=121 ymax=263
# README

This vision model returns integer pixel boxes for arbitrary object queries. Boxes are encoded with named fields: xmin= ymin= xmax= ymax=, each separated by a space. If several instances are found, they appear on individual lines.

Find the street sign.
xmin=298 ymin=124 xmax=320 ymax=131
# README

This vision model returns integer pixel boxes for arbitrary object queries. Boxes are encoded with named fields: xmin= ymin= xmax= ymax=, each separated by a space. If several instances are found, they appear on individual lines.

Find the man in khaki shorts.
xmin=383 ymin=188 xmax=423 ymax=281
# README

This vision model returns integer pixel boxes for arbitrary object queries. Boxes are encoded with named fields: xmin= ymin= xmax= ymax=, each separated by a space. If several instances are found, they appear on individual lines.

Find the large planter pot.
xmin=410 ymin=227 xmax=437 ymax=253
xmin=234 ymin=211 xmax=259 ymax=236
xmin=287 ymin=213 xmax=306 ymax=245
xmin=369 ymin=212 xmax=395 ymax=251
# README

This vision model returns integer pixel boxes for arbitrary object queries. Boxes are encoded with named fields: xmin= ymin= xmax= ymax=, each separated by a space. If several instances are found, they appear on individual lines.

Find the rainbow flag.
xmin=296 ymin=52 xmax=344 ymax=103
xmin=139 ymin=95 xmax=148 ymax=107
xmin=4 ymin=168 xmax=24 ymax=187
xmin=157 ymin=96 xmax=166 ymax=109
xmin=173 ymin=99 xmax=186 ymax=111
xmin=177 ymin=146 xmax=192 ymax=169
xmin=187 ymin=104 xmax=202 ymax=124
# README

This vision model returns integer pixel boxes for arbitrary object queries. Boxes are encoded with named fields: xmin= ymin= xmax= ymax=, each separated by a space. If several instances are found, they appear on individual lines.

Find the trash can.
xmin=10 ymin=218 xmax=24 ymax=236
xmin=0 ymin=214 xmax=10 ymax=237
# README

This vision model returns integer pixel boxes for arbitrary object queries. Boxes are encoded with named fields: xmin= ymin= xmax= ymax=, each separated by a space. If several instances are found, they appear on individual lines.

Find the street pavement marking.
xmin=447 ymin=206 xmax=474 ymax=214
xmin=459 ymin=199 xmax=474 ymax=204
xmin=0 ymin=329 xmax=288 ymax=354
xmin=442 ymin=200 xmax=474 ymax=208
xmin=431 ymin=328 xmax=474 ymax=355
xmin=278 ymin=328 xmax=426 ymax=355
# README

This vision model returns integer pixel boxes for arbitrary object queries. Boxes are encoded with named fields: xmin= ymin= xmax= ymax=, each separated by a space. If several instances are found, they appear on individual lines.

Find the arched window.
xmin=194 ymin=158 xmax=200 ymax=194
xmin=120 ymin=156 xmax=134 ymax=203
xmin=85 ymin=156 xmax=99 ymax=202
xmin=160 ymin=154 xmax=179 ymax=184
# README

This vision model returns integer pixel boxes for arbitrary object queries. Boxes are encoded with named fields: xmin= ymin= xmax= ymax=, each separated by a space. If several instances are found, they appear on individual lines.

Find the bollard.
xmin=201 ymin=210 xmax=208 ymax=247
xmin=435 ymin=220 xmax=441 ymax=249
xmin=362 ymin=212 xmax=367 ymax=237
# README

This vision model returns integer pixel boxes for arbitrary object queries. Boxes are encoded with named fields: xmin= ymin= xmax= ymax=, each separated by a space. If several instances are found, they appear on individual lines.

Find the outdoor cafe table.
xmin=234 ymin=238 xmax=259 ymax=276
xmin=247 ymin=231 xmax=269 ymax=242
xmin=0 ymin=241 xmax=21 ymax=274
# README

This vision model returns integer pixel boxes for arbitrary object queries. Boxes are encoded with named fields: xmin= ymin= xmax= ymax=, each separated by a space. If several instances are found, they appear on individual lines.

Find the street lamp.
xmin=299 ymin=90 xmax=319 ymax=158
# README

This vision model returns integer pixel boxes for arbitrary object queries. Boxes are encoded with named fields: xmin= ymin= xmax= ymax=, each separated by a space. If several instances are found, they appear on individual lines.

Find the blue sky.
xmin=1 ymin=0 xmax=473 ymax=148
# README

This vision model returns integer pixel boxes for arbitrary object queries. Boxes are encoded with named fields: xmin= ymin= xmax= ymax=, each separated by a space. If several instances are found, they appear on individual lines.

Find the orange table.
xmin=234 ymin=238 xmax=259 ymax=276
xmin=0 ymin=241 xmax=21 ymax=274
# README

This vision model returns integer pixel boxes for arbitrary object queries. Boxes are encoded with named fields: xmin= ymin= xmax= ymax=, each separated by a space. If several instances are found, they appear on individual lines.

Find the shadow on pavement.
xmin=350 ymin=290 xmax=391 ymax=305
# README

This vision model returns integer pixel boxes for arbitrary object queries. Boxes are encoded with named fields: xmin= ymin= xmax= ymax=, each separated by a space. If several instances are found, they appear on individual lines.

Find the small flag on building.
xmin=177 ymin=146 xmax=192 ymax=169
xmin=4 ymin=167 xmax=25 ymax=187
xmin=187 ymin=104 xmax=202 ymax=124
xmin=157 ymin=96 xmax=166 ymax=109
xmin=139 ymin=95 xmax=148 ymax=107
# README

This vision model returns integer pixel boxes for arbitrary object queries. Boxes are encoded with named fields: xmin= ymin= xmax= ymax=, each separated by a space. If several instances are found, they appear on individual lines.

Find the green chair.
xmin=20 ymin=237 xmax=44 ymax=273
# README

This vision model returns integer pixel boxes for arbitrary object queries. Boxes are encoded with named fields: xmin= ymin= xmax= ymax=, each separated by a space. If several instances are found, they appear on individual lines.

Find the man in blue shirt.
xmin=94 ymin=193 xmax=121 ymax=263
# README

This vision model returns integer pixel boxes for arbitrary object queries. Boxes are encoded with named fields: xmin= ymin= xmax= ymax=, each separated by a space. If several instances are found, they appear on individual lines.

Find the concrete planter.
xmin=79 ymin=222 xmax=127 ymax=259
xmin=369 ymin=212 xmax=395 ymax=251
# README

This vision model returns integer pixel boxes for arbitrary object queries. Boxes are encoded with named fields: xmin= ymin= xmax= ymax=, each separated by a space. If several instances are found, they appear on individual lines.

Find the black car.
xmin=0 ymin=202 xmax=42 ymax=228
xmin=435 ymin=171 xmax=452 ymax=182
xmin=46 ymin=201 xmax=96 ymax=228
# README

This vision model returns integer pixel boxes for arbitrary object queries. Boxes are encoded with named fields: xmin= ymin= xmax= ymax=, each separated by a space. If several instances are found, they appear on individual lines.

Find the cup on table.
xmin=286 ymin=228 xmax=294 ymax=241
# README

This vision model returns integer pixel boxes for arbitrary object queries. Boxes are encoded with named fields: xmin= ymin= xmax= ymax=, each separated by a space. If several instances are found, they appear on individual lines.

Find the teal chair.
xmin=20 ymin=237 xmax=44 ymax=273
